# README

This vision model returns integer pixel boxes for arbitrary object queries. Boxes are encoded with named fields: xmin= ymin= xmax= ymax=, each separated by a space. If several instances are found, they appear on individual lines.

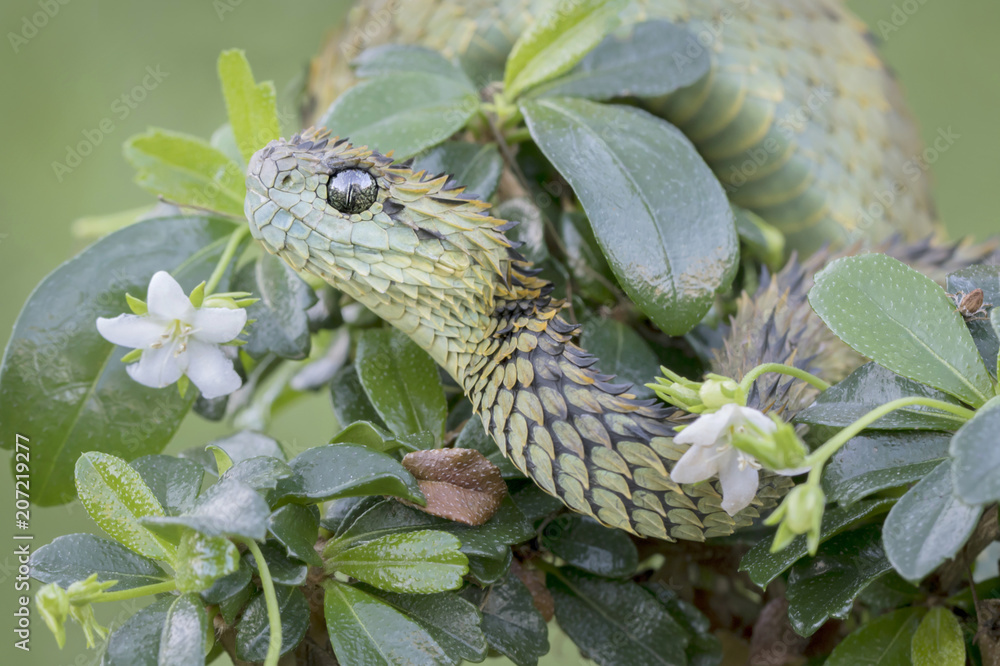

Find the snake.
xmin=242 ymin=0 xmax=990 ymax=542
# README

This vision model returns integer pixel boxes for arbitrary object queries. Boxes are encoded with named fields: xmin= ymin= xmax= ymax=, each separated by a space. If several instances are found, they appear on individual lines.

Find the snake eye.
xmin=327 ymin=168 xmax=378 ymax=215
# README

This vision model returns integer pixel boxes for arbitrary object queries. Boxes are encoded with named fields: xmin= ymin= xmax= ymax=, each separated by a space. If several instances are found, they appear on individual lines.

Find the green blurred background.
xmin=0 ymin=1 xmax=996 ymax=664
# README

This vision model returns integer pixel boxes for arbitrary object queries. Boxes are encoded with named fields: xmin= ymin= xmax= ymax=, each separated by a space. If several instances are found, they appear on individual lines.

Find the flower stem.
xmin=806 ymin=396 xmax=975 ymax=485
xmin=739 ymin=363 xmax=831 ymax=396
xmin=95 ymin=580 xmax=177 ymax=603
xmin=205 ymin=225 xmax=250 ymax=296
xmin=243 ymin=539 xmax=282 ymax=666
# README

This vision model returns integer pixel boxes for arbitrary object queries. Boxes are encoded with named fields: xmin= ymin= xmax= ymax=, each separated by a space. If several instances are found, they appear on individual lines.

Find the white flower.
xmin=96 ymin=271 xmax=246 ymax=399
xmin=670 ymin=403 xmax=804 ymax=516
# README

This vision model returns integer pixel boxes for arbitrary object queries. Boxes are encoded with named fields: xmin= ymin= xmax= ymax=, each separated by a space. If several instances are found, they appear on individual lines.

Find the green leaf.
xmin=460 ymin=573 xmax=549 ymax=666
xmin=360 ymin=584 xmax=488 ymax=663
xmin=244 ymin=541 xmax=308 ymax=586
xmin=101 ymin=596 xmax=173 ymax=666
xmin=142 ymin=476 xmax=271 ymax=541
xmin=356 ymin=328 xmax=448 ymax=443
xmin=549 ymin=566 xmax=688 ymax=666
xmin=75 ymin=452 xmax=176 ymax=562
xmin=174 ymin=530 xmax=239 ymax=593
xmin=200 ymin=558 xmax=251 ymax=605
xmin=467 ymin=549 xmax=514 ymax=586
xmin=809 ymin=254 xmax=993 ymax=407
xmin=123 ymin=129 xmax=245 ymax=217
xmin=0 ymin=215 xmax=233 ymax=505
xmin=454 ymin=415 xmax=525 ymax=479
xmin=882 ymin=460 xmax=983 ymax=583
xmin=522 ymin=97 xmax=737 ymax=335
xmin=504 ymin=0 xmax=626 ymax=99
xmin=268 ymin=503 xmax=322 ymax=566
xmin=217 ymin=49 xmax=281 ymax=163
xmin=531 ymin=19 xmax=710 ymax=101
xmin=129 ymin=455 xmax=204 ymax=516
xmin=796 ymin=362 xmax=966 ymax=431
xmin=158 ymin=593 xmax=207 ymax=666
xmin=235 ymin=253 xmax=317 ymax=360
xmin=540 ymin=515 xmax=638 ymax=578
xmin=326 ymin=530 xmax=468 ymax=593
xmin=323 ymin=581 xmax=453 ymax=666
xmin=273 ymin=443 xmax=425 ymax=505
xmin=495 ymin=198 xmax=549 ymax=265
xmin=642 ymin=582 xmax=722 ymax=666
xmin=353 ymin=44 xmax=474 ymax=88
xmin=331 ymin=420 xmax=421 ymax=454
xmin=733 ymin=206 xmax=785 ymax=270
xmin=826 ymin=607 xmax=925 ymax=666
xmin=206 ymin=430 xmax=286 ymax=468
xmin=221 ymin=456 xmax=294 ymax=491
xmin=579 ymin=318 xmax=659 ymax=400
xmin=822 ymin=431 xmax=951 ymax=505
xmin=235 ymin=585 xmax=309 ymax=662
xmin=330 ymin=364 xmax=388 ymax=429
xmin=911 ymin=606 xmax=965 ymax=666
xmin=30 ymin=534 xmax=170 ymax=591
xmin=319 ymin=73 xmax=477 ymax=160
xmin=414 ymin=141 xmax=503 ymax=200
xmin=947 ymin=266 xmax=1000 ymax=377
xmin=950 ymin=396 xmax=1000 ymax=504
xmin=559 ymin=210 xmax=616 ymax=304
xmin=786 ymin=524 xmax=894 ymax=636
xmin=741 ymin=499 xmax=895 ymax=588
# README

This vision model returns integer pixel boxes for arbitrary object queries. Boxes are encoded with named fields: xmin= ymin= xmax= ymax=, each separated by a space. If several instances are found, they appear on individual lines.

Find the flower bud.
xmin=36 ymin=583 xmax=70 ymax=649
xmin=766 ymin=483 xmax=825 ymax=554
xmin=699 ymin=375 xmax=746 ymax=410
xmin=731 ymin=416 xmax=809 ymax=472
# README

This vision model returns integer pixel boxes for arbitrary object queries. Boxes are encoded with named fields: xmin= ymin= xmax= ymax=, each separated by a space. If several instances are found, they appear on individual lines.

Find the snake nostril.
xmin=280 ymin=174 xmax=293 ymax=187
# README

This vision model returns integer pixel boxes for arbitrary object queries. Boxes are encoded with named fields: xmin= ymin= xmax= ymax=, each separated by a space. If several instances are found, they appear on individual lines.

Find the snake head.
xmin=244 ymin=127 xmax=515 ymax=298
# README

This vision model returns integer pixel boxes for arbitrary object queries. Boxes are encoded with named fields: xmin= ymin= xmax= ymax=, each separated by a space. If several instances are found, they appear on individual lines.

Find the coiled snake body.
xmin=245 ymin=1 xmax=977 ymax=541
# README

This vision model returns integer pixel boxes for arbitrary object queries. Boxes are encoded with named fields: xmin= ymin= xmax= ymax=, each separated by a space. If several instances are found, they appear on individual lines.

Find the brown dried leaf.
xmin=400 ymin=448 xmax=506 ymax=526
xmin=511 ymin=559 xmax=555 ymax=622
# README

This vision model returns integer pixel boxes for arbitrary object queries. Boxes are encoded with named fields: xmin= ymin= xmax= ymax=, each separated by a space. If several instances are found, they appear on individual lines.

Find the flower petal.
xmin=190 ymin=307 xmax=247 ymax=343
xmin=184 ymin=340 xmax=242 ymax=399
xmin=718 ymin=452 xmax=759 ymax=516
xmin=737 ymin=406 xmax=777 ymax=434
xmin=674 ymin=403 xmax=738 ymax=446
xmin=125 ymin=343 xmax=184 ymax=389
xmin=670 ymin=442 xmax=720 ymax=484
xmin=775 ymin=466 xmax=811 ymax=477
xmin=96 ymin=314 xmax=166 ymax=349
xmin=146 ymin=271 xmax=194 ymax=321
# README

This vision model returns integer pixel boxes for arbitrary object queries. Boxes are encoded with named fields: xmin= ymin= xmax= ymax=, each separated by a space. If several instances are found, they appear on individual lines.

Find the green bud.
xmin=36 ymin=584 xmax=70 ymax=649
xmin=120 ymin=349 xmax=143 ymax=363
xmin=125 ymin=293 xmax=147 ymax=315
xmin=188 ymin=281 xmax=207 ymax=308
xmin=766 ymin=484 xmax=825 ymax=554
xmin=202 ymin=294 xmax=241 ymax=309
xmin=65 ymin=573 xmax=116 ymax=603
xmin=699 ymin=374 xmax=746 ymax=409
xmin=731 ymin=416 xmax=809 ymax=472
xmin=69 ymin=603 xmax=108 ymax=649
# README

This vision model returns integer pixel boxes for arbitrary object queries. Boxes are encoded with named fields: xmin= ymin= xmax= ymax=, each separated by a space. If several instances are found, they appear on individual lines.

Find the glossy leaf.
xmin=510 ymin=483 xmax=566 ymax=525
xmin=323 ymin=581 xmax=453 ymax=666
xmin=522 ymin=97 xmax=737 ymax=334
xmin=331 ymin=420 xmax=420 ymax=454
xmin=947 ymin=266 xmax=1000 ymax=377
xmin=330 ymin=364 xmax=388 ymax=429
xmin=642 ymin=582 xmax=722 ymax=666
xmin=158 ymin=593 xmax=207 ymax=666
xmin=353 ymin=44 xmax=473 ymax=87
xmin=326 ymin=530 xmax=468 ymax=593
xmin=559 ymin=210 xmax=616 ymax=304
xmin=217 ymin=48 xmax=281 ymax=163
xmin=532 ymin=19 xmax=709 ymax=101
xmin=467 ymin=549 xmax=514 ymax=586
xmin=825 ymin=607 xmax=925 ymax=666
xmin=455 ymin=414 xmax=525 ymax=479
xmin=495 ymin=198 xmax=549 ymax=265
xmin=174 ymin=530 xmax=239 ymax=593
xmin=911 ymin=606 xmax=965 ymax=666
xmin=0 ymin=216 xmax=232 ymax=505
xmin=129 ymin=455 xmax=204 ymax=516
xmin=243 ymin=540 xmax=308 ymax=586
xmin=142 ymin=476 xmax=270 ymax=541
xmin=235 ymin=252 xmax=317 ymax=360
xmin=809 ymin=254 xmax=993 ymax=406
xmin=206 ymin=430 xmax=285 ymax=470
xmin=882 ymin=460 xmax=982 ymax=583
xmin=221 ymin=455 xmax=293 ymax=491
xmin=414 ymin=141 xmax=503 ymax=200
xmin=504 ymin=0 xmax=626 ymax=99
xmin=268 ymin=503 xmax=322 ymax=566
xmin=30 ymin=534 xmax=169 ymax=591
xmin=460 ymin=573 xmax=549 ymax=666
xmin=741 ymin=499 xmax=895 ymax=587
xmin=796 ymin=362 xmax=966 ymax=431
xmin=360 ymin=584 xmax=488 ymax=663
xmin=101 ymin=596 xmax=173 ymax=666
xmin=541 ymin=515 xmax=638 ymax=578
xmin=786 ymin=525 xmax=893 ymax=636
xmin=549 ymin=566 xmax=688 ymax=665
xmin=579 ymin=318 xmax=658 ymax=400
xmin=356 ymin=328 xmax=448 ymax=442
xmin=950 ymin=396 xmax=1000 ymax=503
xmin=200 ymin=558 xmax=251 ymax=605
xmin=822 ymin=431 xmax=951 ymax=505
xmin=124 ymin=129 xmax=244 ymax=217
xmin=235 ymin=585 xmax=310 ymax=662
xmin=273 ymin=443 xmax=424 ymax=505
xmin=733 ymin=205 xmax=785 ymax=270
xmin=320 ymin=72 xmax=477 ymax=160
xmin=75 ymin=452 xmax=175 ymax=562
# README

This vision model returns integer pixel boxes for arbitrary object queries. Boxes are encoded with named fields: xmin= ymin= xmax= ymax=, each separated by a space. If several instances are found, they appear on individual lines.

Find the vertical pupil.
xmin=328 ymin=169 xmax=376 ymax=214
